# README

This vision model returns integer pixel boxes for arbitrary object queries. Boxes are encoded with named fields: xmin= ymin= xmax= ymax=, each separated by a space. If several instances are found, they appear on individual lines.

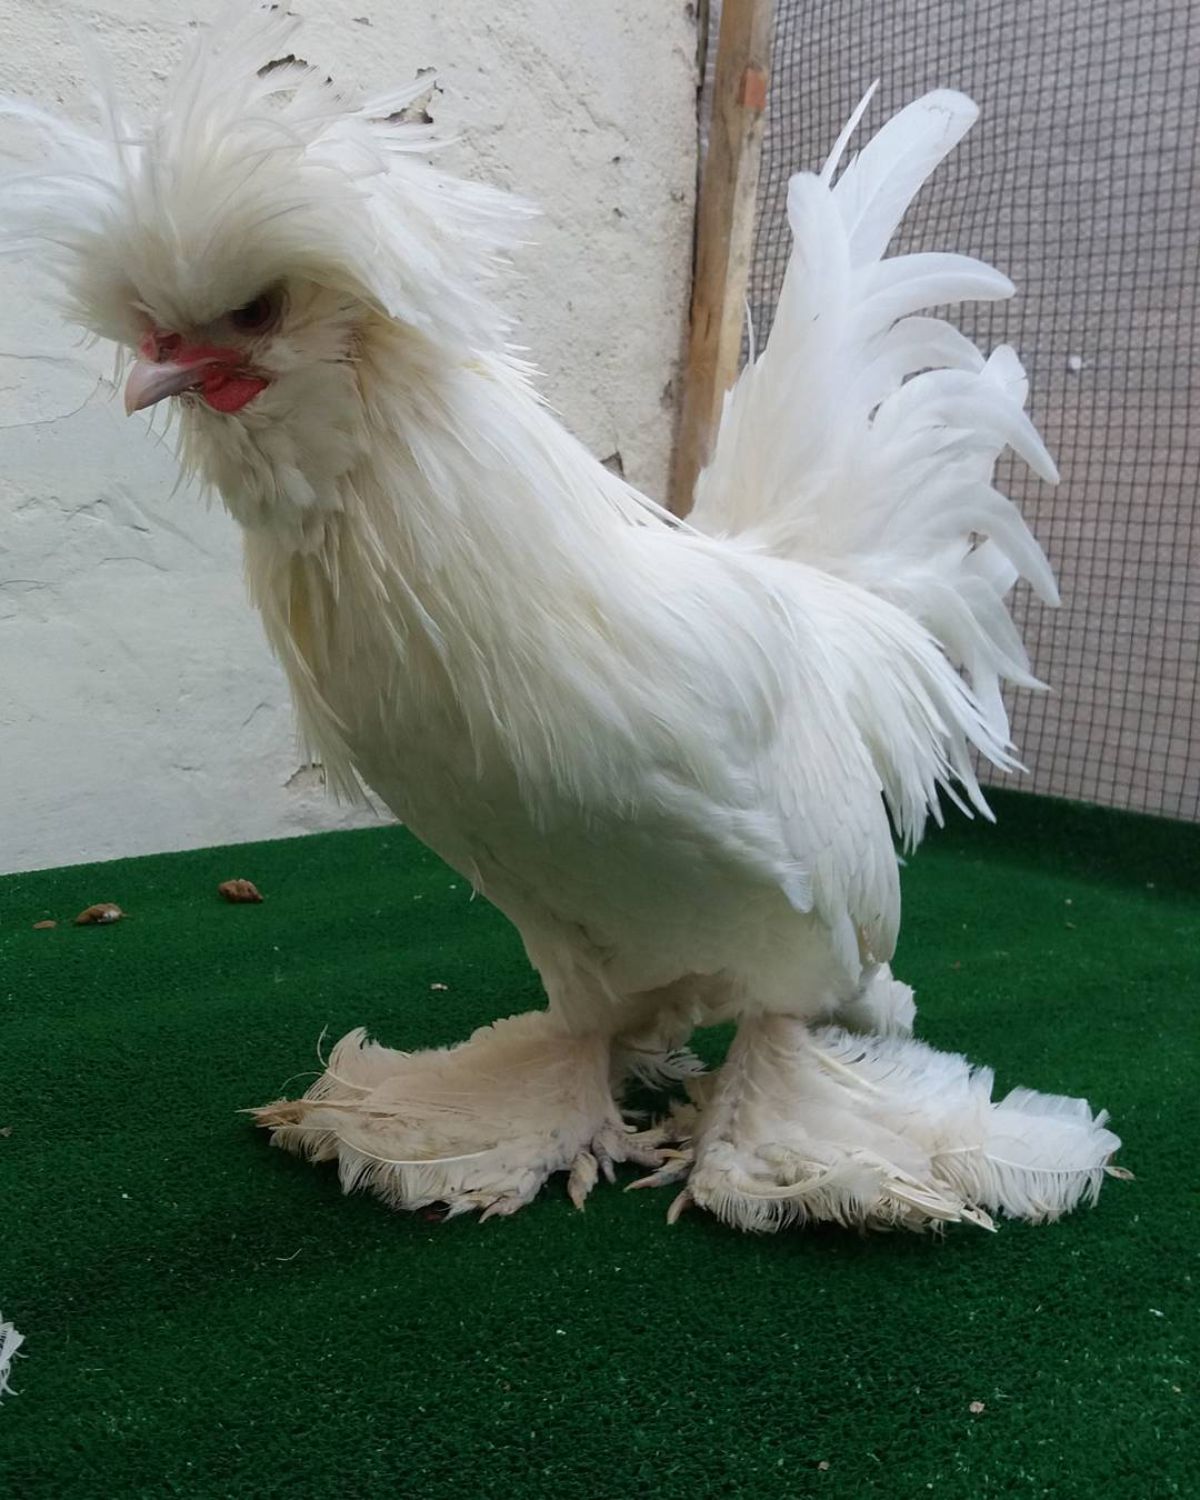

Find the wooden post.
xmin=669 ymin=0 xmax=774 ymax=517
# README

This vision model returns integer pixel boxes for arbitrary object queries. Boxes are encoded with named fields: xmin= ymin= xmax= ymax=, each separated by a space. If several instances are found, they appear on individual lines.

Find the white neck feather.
xmin=232 ymin=325 xmax=668 ymax=807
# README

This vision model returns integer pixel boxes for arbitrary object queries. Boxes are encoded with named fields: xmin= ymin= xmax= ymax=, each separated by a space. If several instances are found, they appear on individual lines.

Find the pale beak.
xmin=124 ymin=356 xmax=218 ymax=415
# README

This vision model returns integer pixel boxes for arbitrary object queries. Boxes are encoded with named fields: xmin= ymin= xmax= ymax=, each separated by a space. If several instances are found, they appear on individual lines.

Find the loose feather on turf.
xmin=0 ymin=1316 xmax=24 ymax=1399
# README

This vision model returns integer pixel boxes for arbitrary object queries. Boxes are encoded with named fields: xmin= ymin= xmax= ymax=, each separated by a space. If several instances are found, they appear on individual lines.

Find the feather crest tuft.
xmin=0 ymin=3 xmax=534 ymax=356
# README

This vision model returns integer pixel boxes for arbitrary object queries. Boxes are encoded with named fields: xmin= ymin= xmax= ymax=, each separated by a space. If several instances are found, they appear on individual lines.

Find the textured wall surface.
xmin=0 ymin=0 xmax=699 ymax=873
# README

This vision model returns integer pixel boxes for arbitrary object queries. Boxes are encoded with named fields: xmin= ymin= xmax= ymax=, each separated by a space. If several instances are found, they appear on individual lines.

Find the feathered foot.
xmin=251 ymin=1010 xmax=674 ymax=1218
xmin=625 ymin=1094 xmax=702 ymax=1194
xmin=677 ymin=1016 xmax=1123 ymax=1233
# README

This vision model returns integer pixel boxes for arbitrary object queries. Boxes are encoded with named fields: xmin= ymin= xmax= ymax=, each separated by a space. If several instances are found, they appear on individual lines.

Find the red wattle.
xmin=200 ymin=369 xmax=270 ymax=413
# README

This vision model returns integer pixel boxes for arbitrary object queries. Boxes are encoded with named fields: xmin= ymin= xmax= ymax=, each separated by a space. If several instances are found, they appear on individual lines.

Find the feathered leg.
xmin=251 ymin=1010 xmax=677 ymax=1218
xmin=625 ymin=962 xmax=916 ymax=1201
xmin=678 ymin=1016 xmax=1122 ymax=1233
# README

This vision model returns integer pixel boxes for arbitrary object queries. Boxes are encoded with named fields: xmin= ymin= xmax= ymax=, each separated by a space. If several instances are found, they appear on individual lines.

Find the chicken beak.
xmin=123 ymin=357 xmax=215 ymax=415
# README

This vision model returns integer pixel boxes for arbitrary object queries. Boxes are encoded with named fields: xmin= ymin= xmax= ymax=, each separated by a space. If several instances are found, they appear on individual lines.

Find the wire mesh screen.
xmin=745 ymin=0 xmax=1199 ymax=820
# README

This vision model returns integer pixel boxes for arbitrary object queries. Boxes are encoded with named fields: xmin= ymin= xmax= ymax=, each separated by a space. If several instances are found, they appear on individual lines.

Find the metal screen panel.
xmin=745 ymin=0 xmax=1198 ymax=819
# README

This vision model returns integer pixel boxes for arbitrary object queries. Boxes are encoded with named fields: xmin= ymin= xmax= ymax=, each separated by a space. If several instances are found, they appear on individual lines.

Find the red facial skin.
xmin=138 ymin=331 xmax=270 ymax=414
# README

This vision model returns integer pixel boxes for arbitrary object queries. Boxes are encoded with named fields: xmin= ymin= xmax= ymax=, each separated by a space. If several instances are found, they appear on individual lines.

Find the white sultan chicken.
xmin=2 ymin=7 xmax=1122 ymax=1231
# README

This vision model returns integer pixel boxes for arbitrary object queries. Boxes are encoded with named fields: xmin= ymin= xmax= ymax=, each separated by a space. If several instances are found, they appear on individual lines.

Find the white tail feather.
xmin=691 ymin=90 xmax=1058 ymax=841
xmin=832 ymin=88 xmax=979 ymax=264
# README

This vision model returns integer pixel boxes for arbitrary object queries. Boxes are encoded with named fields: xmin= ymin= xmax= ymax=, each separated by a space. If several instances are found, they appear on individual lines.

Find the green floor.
xmin=1 ymin=791 xmax=1196 ymax=1497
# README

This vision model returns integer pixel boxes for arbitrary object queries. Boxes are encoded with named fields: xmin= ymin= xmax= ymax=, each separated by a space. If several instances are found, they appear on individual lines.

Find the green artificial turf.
xmin=1 ymin=790 xmax=1196 ymax=1498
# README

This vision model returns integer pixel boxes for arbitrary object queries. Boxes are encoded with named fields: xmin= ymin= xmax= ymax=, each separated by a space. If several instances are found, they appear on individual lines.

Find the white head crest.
xmin=0 ymin=3 xmax=532 ymax=358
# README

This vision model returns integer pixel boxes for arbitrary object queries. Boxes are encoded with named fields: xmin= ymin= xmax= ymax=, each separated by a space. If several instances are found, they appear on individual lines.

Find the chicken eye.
xmin=229 ymin=291 xmax=280 ymax=334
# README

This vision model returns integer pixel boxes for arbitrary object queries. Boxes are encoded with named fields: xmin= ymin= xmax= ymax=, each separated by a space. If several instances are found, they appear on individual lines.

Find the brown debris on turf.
xmin=74 ymin=904 xmax=124 ymax=926
xmin=32 ymin=920 xmax=57 ymax=930
xmin=219 ymin=879 xmax=263 ymax=903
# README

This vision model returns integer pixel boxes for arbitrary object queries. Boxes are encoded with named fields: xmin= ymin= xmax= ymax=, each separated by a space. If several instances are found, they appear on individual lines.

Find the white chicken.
xmin=2 ymin=6 xmax=1122 ymax=1231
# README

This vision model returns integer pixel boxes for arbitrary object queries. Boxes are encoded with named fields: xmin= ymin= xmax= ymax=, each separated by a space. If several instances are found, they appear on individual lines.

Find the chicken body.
xmin=244 ymin=347 xmax=892 ymax=1036
xmin=2 ymin=8 xmax=1121 ymax=1229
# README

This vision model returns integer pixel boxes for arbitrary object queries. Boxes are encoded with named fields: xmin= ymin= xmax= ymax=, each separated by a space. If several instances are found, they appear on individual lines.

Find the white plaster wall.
xmin=0 ymin=0 xmax=699 ymax=874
